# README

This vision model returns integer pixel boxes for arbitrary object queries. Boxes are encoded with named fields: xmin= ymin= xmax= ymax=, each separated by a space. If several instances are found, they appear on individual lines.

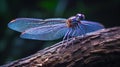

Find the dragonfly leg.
xmin=62 ymin=28 xmax=71 ymax=45
xmin=63 ymin=28 xmax=70 ymax=40
xmin=78 ymin=23 xmax=86 ymax=37
xmin=61 ymin=28 xmax=72 ymax=49
xmin=71 ymin=27 xmax=76 ymax=37
xmin=65 ymin=28 xmax=73 ymax=46
xmin=69 ymin=27 xmax=77 ymax=46
xmin=67 ymin=28 xmax=73 ymax=39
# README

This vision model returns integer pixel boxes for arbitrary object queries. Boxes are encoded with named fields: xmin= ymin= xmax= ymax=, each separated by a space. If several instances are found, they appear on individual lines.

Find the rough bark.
xmin=1 ymin=27 xmax=120 ymax=67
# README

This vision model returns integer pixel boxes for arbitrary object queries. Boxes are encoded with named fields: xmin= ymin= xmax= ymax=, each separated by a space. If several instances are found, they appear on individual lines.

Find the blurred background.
xmin=0 ymin=0 xmax=119 ymax=65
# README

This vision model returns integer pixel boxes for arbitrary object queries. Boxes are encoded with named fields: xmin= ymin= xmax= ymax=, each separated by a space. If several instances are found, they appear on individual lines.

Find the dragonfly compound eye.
xmin=76 ymin=13 xmax=85 ymax=21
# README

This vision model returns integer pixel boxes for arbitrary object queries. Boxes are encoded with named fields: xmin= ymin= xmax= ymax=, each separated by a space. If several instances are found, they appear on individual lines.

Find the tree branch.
xmin=1 ymin=27 xmax=120 ymax=67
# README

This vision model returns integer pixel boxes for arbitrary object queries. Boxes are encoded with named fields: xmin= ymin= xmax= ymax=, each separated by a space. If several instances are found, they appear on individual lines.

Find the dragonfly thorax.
xmin=66 ymin=15 xmax=82 ymax=28
xmin=66 ymin=13 xmax=85 ymax=28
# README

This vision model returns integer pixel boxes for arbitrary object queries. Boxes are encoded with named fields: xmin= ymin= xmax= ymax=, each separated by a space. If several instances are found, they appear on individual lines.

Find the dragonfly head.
xmin=75 ymin=13 xmax=85 ymax=22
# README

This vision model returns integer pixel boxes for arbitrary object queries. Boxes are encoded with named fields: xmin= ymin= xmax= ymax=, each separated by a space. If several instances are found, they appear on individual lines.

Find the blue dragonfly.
xmin=8 ymin=13 xmax=104 ymax=40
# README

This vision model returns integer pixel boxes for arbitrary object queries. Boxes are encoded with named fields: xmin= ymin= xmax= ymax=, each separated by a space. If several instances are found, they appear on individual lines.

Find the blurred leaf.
xmin=0 ymin=0 xmax=8 ymax=14
xmin=37 ymin=0 xmax=57 ymax=11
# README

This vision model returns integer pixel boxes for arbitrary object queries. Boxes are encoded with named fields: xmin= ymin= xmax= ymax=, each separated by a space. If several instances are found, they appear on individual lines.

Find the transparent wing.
xmin=71 ymin=20 xmax=104 ymax=37
xmin=20 ymin=23 xmax=68 ymax=40
xmin=8 ymin=18 xmax=66 ymax=32
xmin=81 ymin=20 xmax=104 ymax=33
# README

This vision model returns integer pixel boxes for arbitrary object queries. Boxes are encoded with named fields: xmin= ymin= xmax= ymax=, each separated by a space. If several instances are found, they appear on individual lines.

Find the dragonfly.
xmin=8 ymin=13 xmax=104 ymax=40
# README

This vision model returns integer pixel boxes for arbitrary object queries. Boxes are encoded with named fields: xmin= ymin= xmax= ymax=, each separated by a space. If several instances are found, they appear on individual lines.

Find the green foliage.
xmin=38 ymin=0 xmax=57 ymax=11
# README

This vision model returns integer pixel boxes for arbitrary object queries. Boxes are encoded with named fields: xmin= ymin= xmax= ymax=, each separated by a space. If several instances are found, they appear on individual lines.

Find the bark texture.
xmin=1 ymin=27 xmax=120 ymax=67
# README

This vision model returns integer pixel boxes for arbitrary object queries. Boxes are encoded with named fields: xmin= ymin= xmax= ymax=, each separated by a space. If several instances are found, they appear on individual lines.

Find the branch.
xmin=1 ymin=27 xmax=120 ymax=67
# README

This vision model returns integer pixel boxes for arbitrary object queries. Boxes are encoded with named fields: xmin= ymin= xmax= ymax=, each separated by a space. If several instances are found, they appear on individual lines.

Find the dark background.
xmin=0 ymin=0 xmax=119 ymax=65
